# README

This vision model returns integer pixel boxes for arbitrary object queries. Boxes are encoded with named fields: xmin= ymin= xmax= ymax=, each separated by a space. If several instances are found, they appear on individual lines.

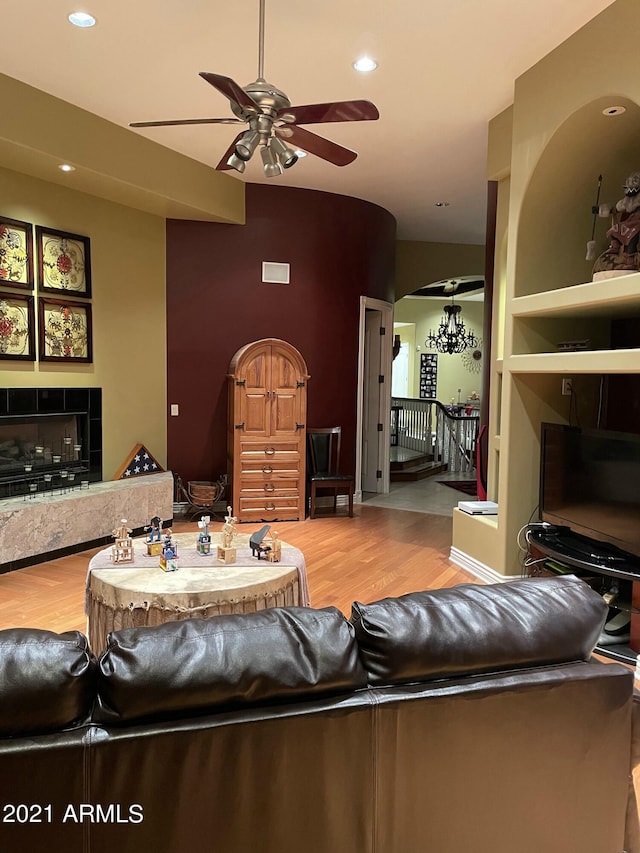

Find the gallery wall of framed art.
xmin=0 ymin=217 xmax=92 ymax=364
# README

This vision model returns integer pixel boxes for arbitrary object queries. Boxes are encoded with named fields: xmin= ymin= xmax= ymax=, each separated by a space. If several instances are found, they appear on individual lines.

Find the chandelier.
xmin=426 ymin=297 xmax=478 ymax=355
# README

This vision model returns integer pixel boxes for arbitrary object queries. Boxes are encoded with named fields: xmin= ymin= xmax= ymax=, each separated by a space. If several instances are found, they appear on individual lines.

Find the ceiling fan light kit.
xmin=129 ymin=0 xmax=379 ymax=178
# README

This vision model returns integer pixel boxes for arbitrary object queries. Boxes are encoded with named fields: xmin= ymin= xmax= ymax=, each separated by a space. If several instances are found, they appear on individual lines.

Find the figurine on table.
xmin=264 ymin=529 xmax=282 ymax=563
xmin=113 ymin=518 xmax=132 ymax=542
xmin=222 ymin=506 xmax=238 ymax=548
xmin=160 ymin=529 xmax=179 ymax=572
xmin=197 ymin=515 xmax=211 ymax=555
xmin=145 ymin=515 xmax=162 ymax=542
xmin=110 ymin=518 xmax=133 ymax=563
xmin=217 ymin=506 xmax=238 ymax=564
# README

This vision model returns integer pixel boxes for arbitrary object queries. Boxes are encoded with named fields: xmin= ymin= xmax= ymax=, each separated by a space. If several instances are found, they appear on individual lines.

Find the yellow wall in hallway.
xmin=0 ymin=166 xmax=167 ymax=479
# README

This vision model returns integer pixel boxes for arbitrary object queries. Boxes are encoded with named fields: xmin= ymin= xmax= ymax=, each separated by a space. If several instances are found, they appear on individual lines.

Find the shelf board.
xmin=511 ymin=273 xmax=640 ymax=318
xmin=506 ymin=348 xmax=640 ymax=374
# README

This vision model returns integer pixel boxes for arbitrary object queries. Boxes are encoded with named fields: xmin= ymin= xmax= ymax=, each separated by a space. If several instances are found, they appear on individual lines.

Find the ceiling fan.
xmin=130 ymin=0 xmax=379 ymax=177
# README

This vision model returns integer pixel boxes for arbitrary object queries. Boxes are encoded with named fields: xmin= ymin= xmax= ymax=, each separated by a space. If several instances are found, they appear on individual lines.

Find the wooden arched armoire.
xmin=227 ymin=339 xmax=310 ymax=522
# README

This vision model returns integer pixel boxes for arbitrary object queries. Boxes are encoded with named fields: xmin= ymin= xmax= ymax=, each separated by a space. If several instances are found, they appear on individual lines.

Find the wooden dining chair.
xmin=307 ymin=427 xmax=354 ymax=519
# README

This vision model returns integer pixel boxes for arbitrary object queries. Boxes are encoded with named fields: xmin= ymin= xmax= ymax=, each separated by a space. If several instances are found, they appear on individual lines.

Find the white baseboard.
xmin=449 ymin=547 xmax=510 ymax=584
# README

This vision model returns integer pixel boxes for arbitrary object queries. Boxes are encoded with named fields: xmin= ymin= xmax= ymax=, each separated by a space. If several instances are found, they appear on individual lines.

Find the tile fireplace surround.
xmin=0 ymin=387 xmax=172 ymax=572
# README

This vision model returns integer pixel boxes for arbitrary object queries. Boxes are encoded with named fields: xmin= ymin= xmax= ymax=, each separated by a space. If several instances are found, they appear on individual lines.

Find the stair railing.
xmin=390 ymin=397 xmax=479 ymax=474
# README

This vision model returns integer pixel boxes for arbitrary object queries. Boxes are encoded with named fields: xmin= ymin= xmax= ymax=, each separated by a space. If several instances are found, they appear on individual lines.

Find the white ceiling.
xmin=0 ymin=0 xmax=615 ymax=243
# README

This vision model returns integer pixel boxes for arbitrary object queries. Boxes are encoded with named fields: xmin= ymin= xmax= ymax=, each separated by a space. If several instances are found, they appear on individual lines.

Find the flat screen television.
xmin=540 ymin=422 xmax=640 ymax=559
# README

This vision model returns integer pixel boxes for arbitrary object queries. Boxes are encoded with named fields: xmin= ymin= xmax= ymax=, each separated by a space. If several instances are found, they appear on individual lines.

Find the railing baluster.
xmin=391 ymin=396 xmax=478 ymax=474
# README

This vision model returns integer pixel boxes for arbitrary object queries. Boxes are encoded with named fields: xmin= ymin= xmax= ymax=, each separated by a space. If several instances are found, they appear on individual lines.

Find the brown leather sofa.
xmin=0 ymin=575 xmax=633 ymax=853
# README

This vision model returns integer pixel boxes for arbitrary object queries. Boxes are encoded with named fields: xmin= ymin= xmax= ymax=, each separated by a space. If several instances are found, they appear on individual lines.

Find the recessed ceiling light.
xmin=68 ymin=11 xmax=96 ymax=27
xmin=58 ymin=164 xmax=76 ymax=172
xmin=353 ymin=56 xmax=378 ymax=73
xmin=602 ymin=105 xmax=626 ymax=116
xmin=434 ymin=201 xmax=450 ymax=207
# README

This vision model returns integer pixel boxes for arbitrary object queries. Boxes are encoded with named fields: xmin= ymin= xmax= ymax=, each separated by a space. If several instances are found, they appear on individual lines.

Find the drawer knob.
xmin=265 ymin=502 xmax=276 ymax=511
xmin=264 ymin=484 xmax=275 ymax=492
xmin=262 ymin=465 xmax=273 ymax=474
xmin=264 ymin=446 xmax=276 ymax=456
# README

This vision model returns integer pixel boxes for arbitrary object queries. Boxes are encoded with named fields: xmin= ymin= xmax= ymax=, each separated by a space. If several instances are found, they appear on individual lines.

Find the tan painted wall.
xmin=395 ymin=240 xmax=485 ymax=299
xmin=0 ymin=166 xmax=167 ymax=480
xmin=393 ymin=298 xmax=484 ymax=402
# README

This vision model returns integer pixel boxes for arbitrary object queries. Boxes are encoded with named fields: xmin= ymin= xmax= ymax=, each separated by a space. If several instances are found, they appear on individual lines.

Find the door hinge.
xmin=235 ymin=422 xmax=245 ymax=430
xmin=235 ymin=379 xmax=246 ymax=387
xmin=380 ymin=326 xmax=386 ymax=335
xmin=377 ymin=423 xmax=383 ymax=432
xmin=295 ymin=423 xmax=305 ymax=431
xmin=378 ymin=375 xmax=385 ymax=383
xmin=296 ymin=381 xmax=305 ymax=388
xmin=376 ymin=469 xmax=382 ymax=479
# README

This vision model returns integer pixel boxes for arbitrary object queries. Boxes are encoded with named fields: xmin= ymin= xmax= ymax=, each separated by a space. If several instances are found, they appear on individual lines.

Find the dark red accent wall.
xmin=166 ymin=183 xmax=396 ymax=486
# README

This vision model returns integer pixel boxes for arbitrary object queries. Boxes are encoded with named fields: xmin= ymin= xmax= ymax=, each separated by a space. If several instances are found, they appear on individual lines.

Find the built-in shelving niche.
xmin=515 ymin=95 xmax=640 ymax=299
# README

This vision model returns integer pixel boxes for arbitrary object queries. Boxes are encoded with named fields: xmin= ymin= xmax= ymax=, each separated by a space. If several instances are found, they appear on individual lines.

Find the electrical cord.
xmin=518 ymin=505 xmax=541 ymax=576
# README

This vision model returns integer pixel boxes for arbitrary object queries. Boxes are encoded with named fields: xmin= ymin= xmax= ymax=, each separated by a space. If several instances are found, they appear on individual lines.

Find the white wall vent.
xmin=262 ymin=262 xmax=290 ymax=284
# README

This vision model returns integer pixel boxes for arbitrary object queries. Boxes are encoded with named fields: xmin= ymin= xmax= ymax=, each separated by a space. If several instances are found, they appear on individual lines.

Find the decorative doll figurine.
xmin=160 ymin=529 xmax=179 ymax=571
xmin=221 ymin=506 xmax=238 ymax=548
xmin=593 ymin=171 xmax=640 ymax=279
xmin=218 ymin=506 xmax=238 ymax=564
xmin=111 ymin=519 xmax=133 ymax=563
xmin=145 ymin=515 xmax=162 ymax=542
xmin=197 ymin=515 xmax=211 ymax=555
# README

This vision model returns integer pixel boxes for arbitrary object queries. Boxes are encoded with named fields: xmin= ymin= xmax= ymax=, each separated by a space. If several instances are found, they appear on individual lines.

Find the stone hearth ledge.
xmin=0 ymin=471 xmax=173 ymax=566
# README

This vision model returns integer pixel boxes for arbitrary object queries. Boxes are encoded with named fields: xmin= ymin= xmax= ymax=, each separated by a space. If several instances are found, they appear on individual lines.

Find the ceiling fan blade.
xmin=279 ymin=100 xmax=379 ymax=125
xmin=281 ymin=125 xmax=358 ymax=166
xmin=215 ymin=133 xmax=245 ymax=171
xmin=199 ymin=72 xmax=259 ymax=115
xmin=130 ymin=118 xmax=244 ymax=128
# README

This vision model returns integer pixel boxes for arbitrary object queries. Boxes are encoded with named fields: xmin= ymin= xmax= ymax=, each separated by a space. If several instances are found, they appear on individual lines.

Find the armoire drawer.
xmin=240 ymin=459 xmax=300 ymax=478
xmin=238 ymin=496 xmax=301 ymax=512
xmin=239 ymin=440 xmax=299 ymax=459
xmin=238 ymin=481 xmax=299 ymax=498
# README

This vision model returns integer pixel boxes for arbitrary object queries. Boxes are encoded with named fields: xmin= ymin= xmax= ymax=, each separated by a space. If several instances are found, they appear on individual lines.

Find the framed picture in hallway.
xmin=0 ymin=293 xmax=35 ymax=360
xmin=38 ymin=297 xmax=92 ymax=363
xmin=419 ymin=353 xmax=437 ymax=398
xmin=36 ymin=226 xmax=92 ymax=298
xmin=0 ymin=216 xmax=34 ymax=289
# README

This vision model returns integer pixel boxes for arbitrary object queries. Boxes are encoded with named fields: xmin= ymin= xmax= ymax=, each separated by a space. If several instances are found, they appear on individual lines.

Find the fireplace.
xmin=0 ymin=388 xmax=102 ymax=499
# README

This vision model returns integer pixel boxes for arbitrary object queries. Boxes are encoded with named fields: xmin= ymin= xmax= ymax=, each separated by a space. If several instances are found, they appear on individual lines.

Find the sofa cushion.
xmin=350 ymin=575 xmax=608 ymax=686
xmin=95 ymin=606 xmax=367 ymax=724
xmin=0 ymin=628 xmax=96 ymax=736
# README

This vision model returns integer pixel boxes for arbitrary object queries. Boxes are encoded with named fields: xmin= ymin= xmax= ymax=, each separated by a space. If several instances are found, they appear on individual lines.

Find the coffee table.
xmin=85 ymin=532 xmax=309 ymax=653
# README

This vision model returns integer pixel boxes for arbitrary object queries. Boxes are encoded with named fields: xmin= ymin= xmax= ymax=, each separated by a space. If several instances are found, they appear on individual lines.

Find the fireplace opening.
xmin=0 ymin=388 xmax=102 ymax=499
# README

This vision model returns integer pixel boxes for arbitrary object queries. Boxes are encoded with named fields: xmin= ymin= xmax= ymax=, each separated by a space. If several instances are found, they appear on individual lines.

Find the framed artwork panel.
xmin=0 ymin=216 xmax=34 ymax=289
xmin=0 ymin=293 xmax=35 ymax=360
xmin=36 ymin=226 xmax=91 ymax=298
xmin=38 ymin=298 xmax=93 ymax=363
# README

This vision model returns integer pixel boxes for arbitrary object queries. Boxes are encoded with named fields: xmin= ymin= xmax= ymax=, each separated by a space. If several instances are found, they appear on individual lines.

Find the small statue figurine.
xmin=145 ymin=515 xmax=162 ymax=542
xmin=111 ymin=518 xmax=133 ymax=563
xmin=217 ymin=506 xmax=238 ymax=564
xmin=145 ymin=515 xmax=164 ymax=556
xmin=264 ymin=529 xmax=282 ymax=563
xmin=592 ymin=171 xmax=640 ymax=280
xmin=160 ymin=529 xmax=179 ymax=572
xmin=222 ymin=506 xmax=238 ymax=548
xmin=197 ymin=515 xmax=211 ymax=555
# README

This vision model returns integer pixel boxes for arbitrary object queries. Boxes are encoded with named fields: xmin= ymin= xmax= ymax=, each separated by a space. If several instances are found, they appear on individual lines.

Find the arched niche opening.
xmin=515 ymin=95 xmax=640 ymax=298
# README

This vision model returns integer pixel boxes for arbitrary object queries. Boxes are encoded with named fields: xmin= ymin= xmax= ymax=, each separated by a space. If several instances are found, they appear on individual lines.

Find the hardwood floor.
xmin=0 ymin=504 xmax=476 ymax=635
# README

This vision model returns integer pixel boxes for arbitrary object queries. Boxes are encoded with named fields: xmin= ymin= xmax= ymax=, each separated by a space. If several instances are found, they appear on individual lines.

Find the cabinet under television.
xmin=531 ymin=422 xmax=640 ymax=666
